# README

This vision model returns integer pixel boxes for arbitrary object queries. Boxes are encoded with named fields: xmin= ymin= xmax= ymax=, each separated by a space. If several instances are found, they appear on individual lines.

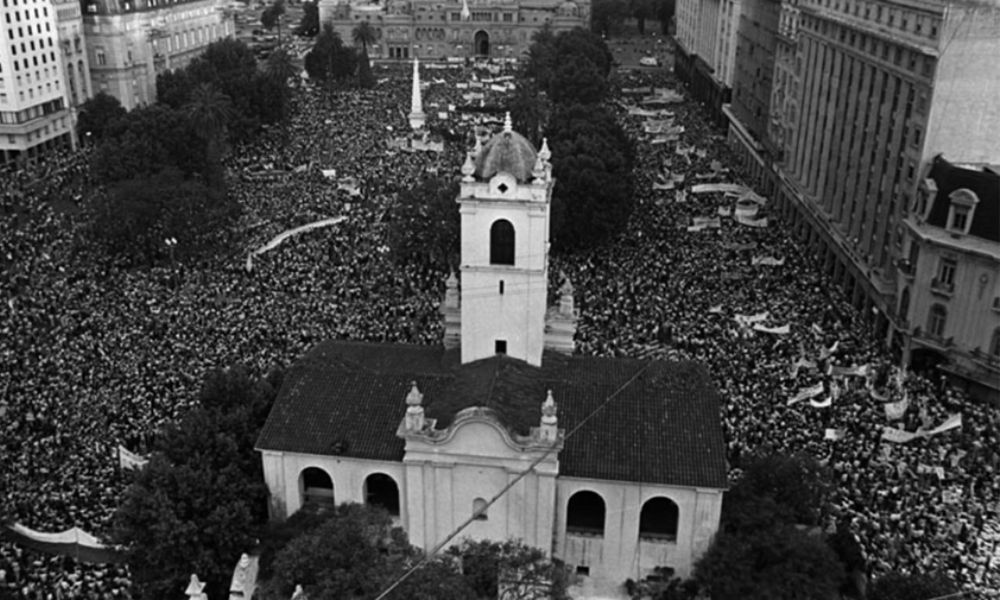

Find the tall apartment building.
xmin=725 ymin=0 xmax=781 ymax=191
xmin=771 ymin=0 xmax=1000 ymax=344
xmin=0 ymin=0 xmax=74 ymax=163
xmin=768 ymin=0 xmax=799 ymax=161
xmin=53 ymin=0 xmax=91 ymax=143
xmin=81 ymin=0 xmax=235 ymax=110
xmin=673 ymin=0 xmax=742 ymax=125
xmin=896 ymin=155 xmax=999 ymax=402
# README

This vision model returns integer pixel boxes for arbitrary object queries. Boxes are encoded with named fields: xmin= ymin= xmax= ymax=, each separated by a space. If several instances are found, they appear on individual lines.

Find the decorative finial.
xmin=185 ymin=574 xmax=206 ymax=598
xmin=446 ymin=270 xmax=458 ymax=287
xmin=531 ymin=154 xmax=546 ymax=183
xmin=538 ymin=137 xmax=551 ymax=162
xmin=291 ymin=584 xmax=307 ymax=600
xmin=542 ymin=390 xmax=557 ymax=419
xmin=461 ymin=152 xmax=476 ymax=182
xmin=406 ymin=381 xmax=423 ymax=406
xmin=503 ymin=112 xmax=513 ymax=133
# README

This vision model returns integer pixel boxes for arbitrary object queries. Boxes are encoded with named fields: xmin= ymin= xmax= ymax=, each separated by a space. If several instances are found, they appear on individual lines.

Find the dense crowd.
xmin=1 ymin=50 xmax=997 ymax=600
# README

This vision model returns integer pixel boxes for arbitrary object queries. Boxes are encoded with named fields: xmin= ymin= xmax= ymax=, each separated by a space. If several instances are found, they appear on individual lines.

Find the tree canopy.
xmin=294 ymin=1 xmax=319 ymax=36
xmin=113 ymin=366 xmax=280 ymax=600
xmin=693 ymin=525 xmax=844 ymax=600
xmin=386 ymin=177 xmax=460 ymax=269
xmin=867 ymin=572 xmax=959 ymax=600
xmin=76 ymin=92 xmax=126 ymax=142
xmin=546 ymin=103 xmax=636 ymax=251
xmin=721 ymin=453 xmax=830 ymax=533
xmin=304 ymin=23 xmax=359 ymax=83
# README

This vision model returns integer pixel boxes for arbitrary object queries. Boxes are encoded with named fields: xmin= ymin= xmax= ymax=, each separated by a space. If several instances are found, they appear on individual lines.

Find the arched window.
xmin=898 ymin=287 xmax=910 ymax=323
xmin=990 ymin=327 xmax=1000 ymax=358
xmin=639 ymin=497 xmax=679 ymax=541
xmin=490 ymin=219 xmax=515 ymax=266
xmin=364 ymin=473 xmax=400 ymax=517
xmin=566 ymin=491 xmax=606 ymax=537
xmin=300 ymin=467 xmax=334 ymax=507
xmin=927 ymin=304 xmax=947 ymax=338
xmin=473 ymin=497 xmax=488 ymax=520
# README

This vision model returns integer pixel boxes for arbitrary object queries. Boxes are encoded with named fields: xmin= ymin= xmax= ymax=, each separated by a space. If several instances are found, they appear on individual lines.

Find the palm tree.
xmin=184 ymin=83 xmax=235 ymax=185
xmin=351 ymin=21 xmax=376 ymax=54
xmin=265 ymin=47 xmax=297 ymax=85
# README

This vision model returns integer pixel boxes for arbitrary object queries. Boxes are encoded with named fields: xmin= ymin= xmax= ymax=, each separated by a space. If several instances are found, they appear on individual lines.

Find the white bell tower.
xmin=456 ymin=115 xmax=554 ymax=366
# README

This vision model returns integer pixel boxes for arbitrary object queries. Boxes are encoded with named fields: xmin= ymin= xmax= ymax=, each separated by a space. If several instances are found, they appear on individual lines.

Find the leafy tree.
xmin=92 ymin=104 xmax=208 ymax=183
xmin=113 ymin=366 xmax=279 ymax=600
xmin=156 ymin=69 xmax=194 ymax=108
xmin=524 ymin=27 xmax=613 ymax=105
xmin=76 ymin=92 xmax=126 ymax=143
xmin=590 ymin=0 xmax=629 ymax=37
xmin=549 ymin=59 xmax=608 ymax=105
xmin=261 ymin=0 xmax=286 ymax=42
xmin=867 ymin=572 xmax=958 ymax=600
xmin=386 ymin=177 xmax=460 ymax=269
xmin=352 ymin=21 xmax=377 ymax=88
xmin=722 ymin=453 xmax=830 ymax=533
xmin=509 ymin=78 xmax=550 ymax=147
xmin=657 ymin=0 xmax=676 ymax=34
xmin=84 ymin=168 xmax=237 ymax=264
xmin=630 ymin=0 xmax=657 ymax=34
xmin=185 ymin=39 xmax=269 ymax=139
xmin=294 ymin=1 xmax=319 ymax=36
xmin=693 ymin=526 xmax=844 ymax=600
xmin=184 ymin=82 xmax=235 ymax=185
xmin=446 ymin=539 xmax=569 ymax=600
xmin=304 ymin=23 xmax=358 ymax=83
xmin=545 ymin=103 xmax=635 ymax=251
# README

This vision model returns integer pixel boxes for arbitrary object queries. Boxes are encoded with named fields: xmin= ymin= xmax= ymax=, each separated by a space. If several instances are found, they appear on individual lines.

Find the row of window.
xmin=811 ymin=0 xmax=940 ymax=39
xmin=800 ymin=15 xmax=936 ymax=79
xmin=299 ymin=468 xmax=680 ymax=540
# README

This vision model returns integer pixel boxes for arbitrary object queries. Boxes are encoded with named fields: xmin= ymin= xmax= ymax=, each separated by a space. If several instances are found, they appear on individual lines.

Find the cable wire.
xmin=372 ymin=361 xmax=654 ymax=600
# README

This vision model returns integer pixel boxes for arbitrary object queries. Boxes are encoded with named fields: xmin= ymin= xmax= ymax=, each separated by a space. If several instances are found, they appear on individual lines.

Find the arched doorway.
xmin=639 ymin=497 xmax=679 ymax=541
xmin=566 ymin=490 xmax=606 ymax=537
xmin=474 ymin=30 xmax=490 ymax=57
xmin=300 ymin=467 xmax=334 ymax=508
xmin=364 ymin=473 xmax=400 ymax=517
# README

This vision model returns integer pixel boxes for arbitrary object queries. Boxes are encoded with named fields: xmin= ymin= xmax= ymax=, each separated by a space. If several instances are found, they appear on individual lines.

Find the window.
xmin=639 ymin=497 xmax=679 ymax=541
xmin=498 ymin=280 xmax=504 ymax=295
xmin=473 ymin=497 xmax=488 ymax=520
xmin=95 ymin=48 xmax=105 ymax=66
xmin=991 ymin=328 xmax=1000 ymax=358
xmin=494 ymin=340 xmax=506 ymax=354
xmin=489 ymin=219 xmax=515 ymax=265
xmin=566 ymin=490 xmax=606 ymax=537
xmin=364 ymin=473 xmax=400 ymax=517
xmin=927 ymin=304 xmax=947 ymax=338
xmin=300 ymin=467 xmax=334 ymax=507
xmin=950 ymin=206 xmax=969 ymax=232
xmin=898 ymin=287 xmax=910 ymax=322
xmin=936 ymin=258 xmax=956 ymax=288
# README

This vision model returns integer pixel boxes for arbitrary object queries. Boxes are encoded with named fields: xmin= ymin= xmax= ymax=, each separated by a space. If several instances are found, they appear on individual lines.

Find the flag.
xmin=708 ymin=305 xmax=724 ymax=314
xmin=884 ymin=393 xmax=909 ymax=421
xmin=461 ymin=0 xmax=471 ymax=20
xmin=117 ymin=445 xmax=149 ymax=471
xmin=788 ymin=383 xmax=824 ymax=405
xmin=3 ymin=524 xmax=124 ymax=564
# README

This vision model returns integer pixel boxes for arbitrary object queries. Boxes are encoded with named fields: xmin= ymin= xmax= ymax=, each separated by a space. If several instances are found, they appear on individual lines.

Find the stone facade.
xmin=81 ymin=0 xmax=235 ymax=110
xmin=319 ymin=0 xmax=589 ymax=61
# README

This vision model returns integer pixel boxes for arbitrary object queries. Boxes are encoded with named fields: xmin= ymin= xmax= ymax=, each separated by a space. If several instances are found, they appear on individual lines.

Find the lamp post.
xmin=164 ymin=237 xmax=177 ymax=264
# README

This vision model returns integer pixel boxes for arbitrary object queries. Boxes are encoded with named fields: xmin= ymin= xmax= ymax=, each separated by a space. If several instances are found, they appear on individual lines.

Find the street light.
xmin=165 ymin=237 xmax=178 ymax=264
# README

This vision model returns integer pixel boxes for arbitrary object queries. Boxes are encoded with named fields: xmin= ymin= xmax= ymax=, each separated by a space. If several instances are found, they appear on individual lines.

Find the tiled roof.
xmin=256 ymin=341 xmax=728 ymax=489
xmin=926 ymin=155 xmax=999 ymax=243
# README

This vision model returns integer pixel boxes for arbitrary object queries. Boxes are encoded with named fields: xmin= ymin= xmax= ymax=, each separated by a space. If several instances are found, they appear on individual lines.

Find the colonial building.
xmin=80 ymin=0 xmax=235 ymax=110
xmin=896 ymin=155 xmax=1000 ymax=403
xmin=318 ymin=0 xmax=589 ymax=61
xmin=0 ymin=0 xmax=75 ymax=163
xmin=256 ymin=120 xmax=727 ymax=594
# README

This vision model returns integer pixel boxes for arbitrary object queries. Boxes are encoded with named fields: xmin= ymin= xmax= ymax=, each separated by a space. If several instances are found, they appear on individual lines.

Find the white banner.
xmin=751 ymin=256 xmax=786 ymax=266
xmin=735 ymin=312 xmax=770 ymax=327
xmin=736 ymin=215 xmax=769 ymax=228
xmin=810 ymin=395 xmax=833 ymax=408
xmin=824 ymin=428 xmax=845 ymax=441
xmin=753 ymin=324 xmax=790 ymax=335
xmin=883 ymin=394 xmax=909 ymax=421
xmin=925 ymin=413 xmax=963 ymax=436
xmin=881 ymin=427 xmax=921 ymax=444
xmin=788 ymin=383 xmax=824 ymax=406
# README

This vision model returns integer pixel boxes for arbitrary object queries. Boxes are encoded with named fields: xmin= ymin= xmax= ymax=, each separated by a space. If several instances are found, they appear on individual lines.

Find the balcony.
xmin=896 ymin=259 xmax=915 ymax=280
xmin=930 ymin=278 xmax=954 ymax=297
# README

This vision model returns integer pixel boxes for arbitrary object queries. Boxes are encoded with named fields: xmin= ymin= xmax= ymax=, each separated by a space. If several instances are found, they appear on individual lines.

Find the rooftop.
xmin=257 ymin=341 xmax=729 ymax=489
xmin=925 ymin=154 xmax=999 ymax=244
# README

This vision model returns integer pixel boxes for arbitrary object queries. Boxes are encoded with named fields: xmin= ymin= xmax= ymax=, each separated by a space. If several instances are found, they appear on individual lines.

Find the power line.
xmin=372 ymin=360 xmax=654 ymax=600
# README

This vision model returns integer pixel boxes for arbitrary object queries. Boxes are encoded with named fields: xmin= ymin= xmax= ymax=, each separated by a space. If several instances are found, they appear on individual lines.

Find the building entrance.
xmin=474 ymin=30 xmax=490 ymax=56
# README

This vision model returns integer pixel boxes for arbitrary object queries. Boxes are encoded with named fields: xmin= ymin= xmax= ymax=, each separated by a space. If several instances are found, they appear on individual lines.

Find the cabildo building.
xmin=256 ymin=119 xmax=727 ymax=593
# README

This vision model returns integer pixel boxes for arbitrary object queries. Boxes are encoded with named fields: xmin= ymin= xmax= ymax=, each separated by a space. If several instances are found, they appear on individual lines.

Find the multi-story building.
xmin=53 ymin=0 xmax=91 ymax=144
xmin=319 ymin=0 xmax=589 ymax=62
xmin=673 ymin=0 xmax=742 ymax=125
xmin=768 ymin=0 xmax=799 ymax=161
xmin=896 ymin=155 xmax=999 ymax=402
xmin=725 ymin=0 xmax=781 ymax=192
xmin=771 ymin=0 xmax=1000 ymax=343
xmin=0 ymin=0 xmax=74 ymax=163
xmin=81 ymin=0 xmax=235 ymax=110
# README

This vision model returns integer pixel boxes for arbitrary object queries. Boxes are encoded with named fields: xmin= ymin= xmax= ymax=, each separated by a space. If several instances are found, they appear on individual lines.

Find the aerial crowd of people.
xmin=1 ymin=49 xmax=998 ymax=600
